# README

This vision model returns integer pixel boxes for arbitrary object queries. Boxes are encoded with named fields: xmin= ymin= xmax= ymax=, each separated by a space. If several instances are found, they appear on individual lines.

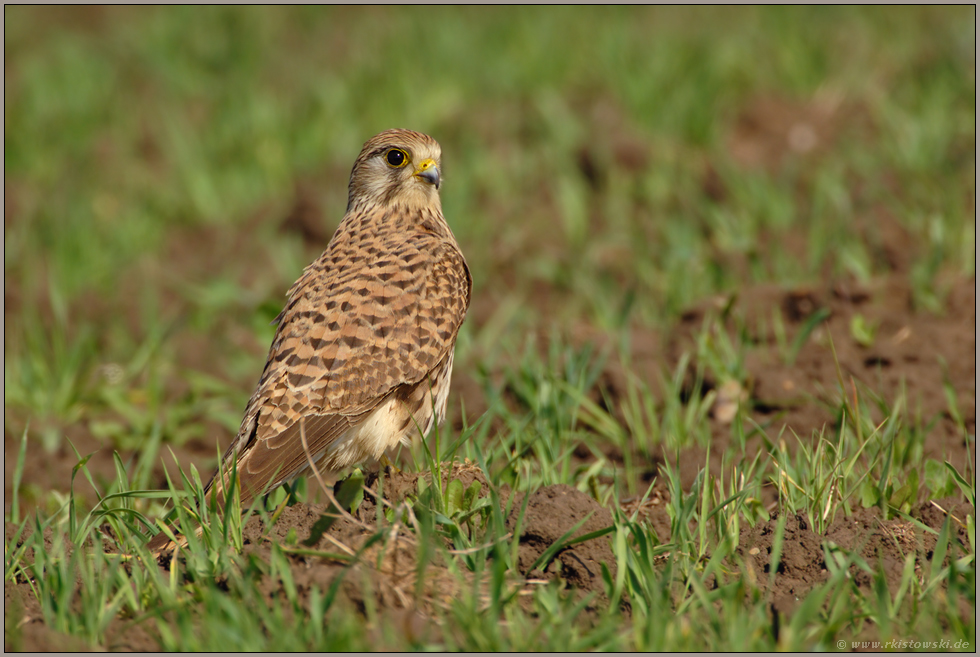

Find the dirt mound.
xmin=737 ymin=497 xmax=973 ymax=620
xmin=237 ymin=476 xmax=618 ymax=614
xmin=572 ymin=272 xmax=976 ymax=500
xmin=508 ymin=484 xmax=616 ymax=599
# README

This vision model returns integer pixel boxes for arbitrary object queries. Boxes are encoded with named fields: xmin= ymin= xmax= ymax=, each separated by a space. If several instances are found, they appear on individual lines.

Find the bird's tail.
xmin=146 ymin=526 xmax=190 ymax=556
xmin=144 ymin=461 xmax=253 ymax=557
xmin=144 ymin=468 xmax=220 ymax=557
xmin=144 ymin=445 xmax=293 ymax=557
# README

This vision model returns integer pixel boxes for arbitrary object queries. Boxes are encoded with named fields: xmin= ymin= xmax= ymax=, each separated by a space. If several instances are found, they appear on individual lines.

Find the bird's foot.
xmin=379 ymin=453 xmax=401 ymax=475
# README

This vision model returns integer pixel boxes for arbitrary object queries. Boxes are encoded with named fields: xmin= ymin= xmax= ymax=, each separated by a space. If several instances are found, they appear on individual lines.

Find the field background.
xmin=4 ymin=6 xmax=975 ymax=651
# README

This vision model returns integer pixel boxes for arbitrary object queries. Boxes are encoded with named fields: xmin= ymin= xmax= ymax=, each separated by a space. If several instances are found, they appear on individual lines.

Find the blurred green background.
xmin=4 ymin=6 xmax=975 ymax=489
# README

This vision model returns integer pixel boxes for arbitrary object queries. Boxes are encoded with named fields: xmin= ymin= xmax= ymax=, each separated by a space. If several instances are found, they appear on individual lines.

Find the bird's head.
xmin=347 ymin=129 xmax=443 ymax=212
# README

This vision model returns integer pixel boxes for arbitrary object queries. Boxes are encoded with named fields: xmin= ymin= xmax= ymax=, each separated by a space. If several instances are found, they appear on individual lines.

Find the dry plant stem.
xmin=930 ymin=500 xmax=966 ymax=528
xmin=445 ymin=535 xmax=515 ymax=556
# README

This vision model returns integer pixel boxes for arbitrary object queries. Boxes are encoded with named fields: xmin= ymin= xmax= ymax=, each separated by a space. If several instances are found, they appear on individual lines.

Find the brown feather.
xmin=197 ymin=129 xmax=469 ymax=520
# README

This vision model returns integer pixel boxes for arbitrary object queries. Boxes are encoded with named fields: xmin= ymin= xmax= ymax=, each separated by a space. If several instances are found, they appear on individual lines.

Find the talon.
xmin=379 ymin=454 xmax=401 ymax=474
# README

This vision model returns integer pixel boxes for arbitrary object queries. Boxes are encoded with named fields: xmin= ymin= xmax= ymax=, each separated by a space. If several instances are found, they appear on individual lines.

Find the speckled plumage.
xmin=150 ymin=130 xmax=469 ymax=552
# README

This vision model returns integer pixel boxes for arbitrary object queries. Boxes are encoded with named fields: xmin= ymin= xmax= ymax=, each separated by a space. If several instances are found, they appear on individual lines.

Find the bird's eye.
xmin=384 ymin=148 xmax=409 ymax=168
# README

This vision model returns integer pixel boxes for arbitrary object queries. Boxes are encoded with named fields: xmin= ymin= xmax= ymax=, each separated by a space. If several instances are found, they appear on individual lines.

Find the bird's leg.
xmin=379 ymin=453 xmax=401 ymax=475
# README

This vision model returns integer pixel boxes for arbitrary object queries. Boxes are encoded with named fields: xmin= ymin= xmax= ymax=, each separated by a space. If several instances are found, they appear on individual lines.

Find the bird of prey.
xmin=149 ymin=129 xmax=470 ymax=553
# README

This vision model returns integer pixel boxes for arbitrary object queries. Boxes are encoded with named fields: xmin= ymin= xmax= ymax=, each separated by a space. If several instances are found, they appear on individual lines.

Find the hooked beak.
xmin=414 ymin=158 xmax=440 ymax=189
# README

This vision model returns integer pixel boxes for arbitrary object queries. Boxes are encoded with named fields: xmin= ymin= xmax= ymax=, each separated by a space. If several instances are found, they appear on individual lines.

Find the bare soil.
xmin=6 ymin=266 xmax=974 ymax=650
xmin=4 ymin=79 xmax=975 ymax=651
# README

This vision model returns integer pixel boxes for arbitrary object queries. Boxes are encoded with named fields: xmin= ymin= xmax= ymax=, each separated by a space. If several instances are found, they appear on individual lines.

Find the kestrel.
xmin=149 ymin=129 xmax=470 ymax=552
